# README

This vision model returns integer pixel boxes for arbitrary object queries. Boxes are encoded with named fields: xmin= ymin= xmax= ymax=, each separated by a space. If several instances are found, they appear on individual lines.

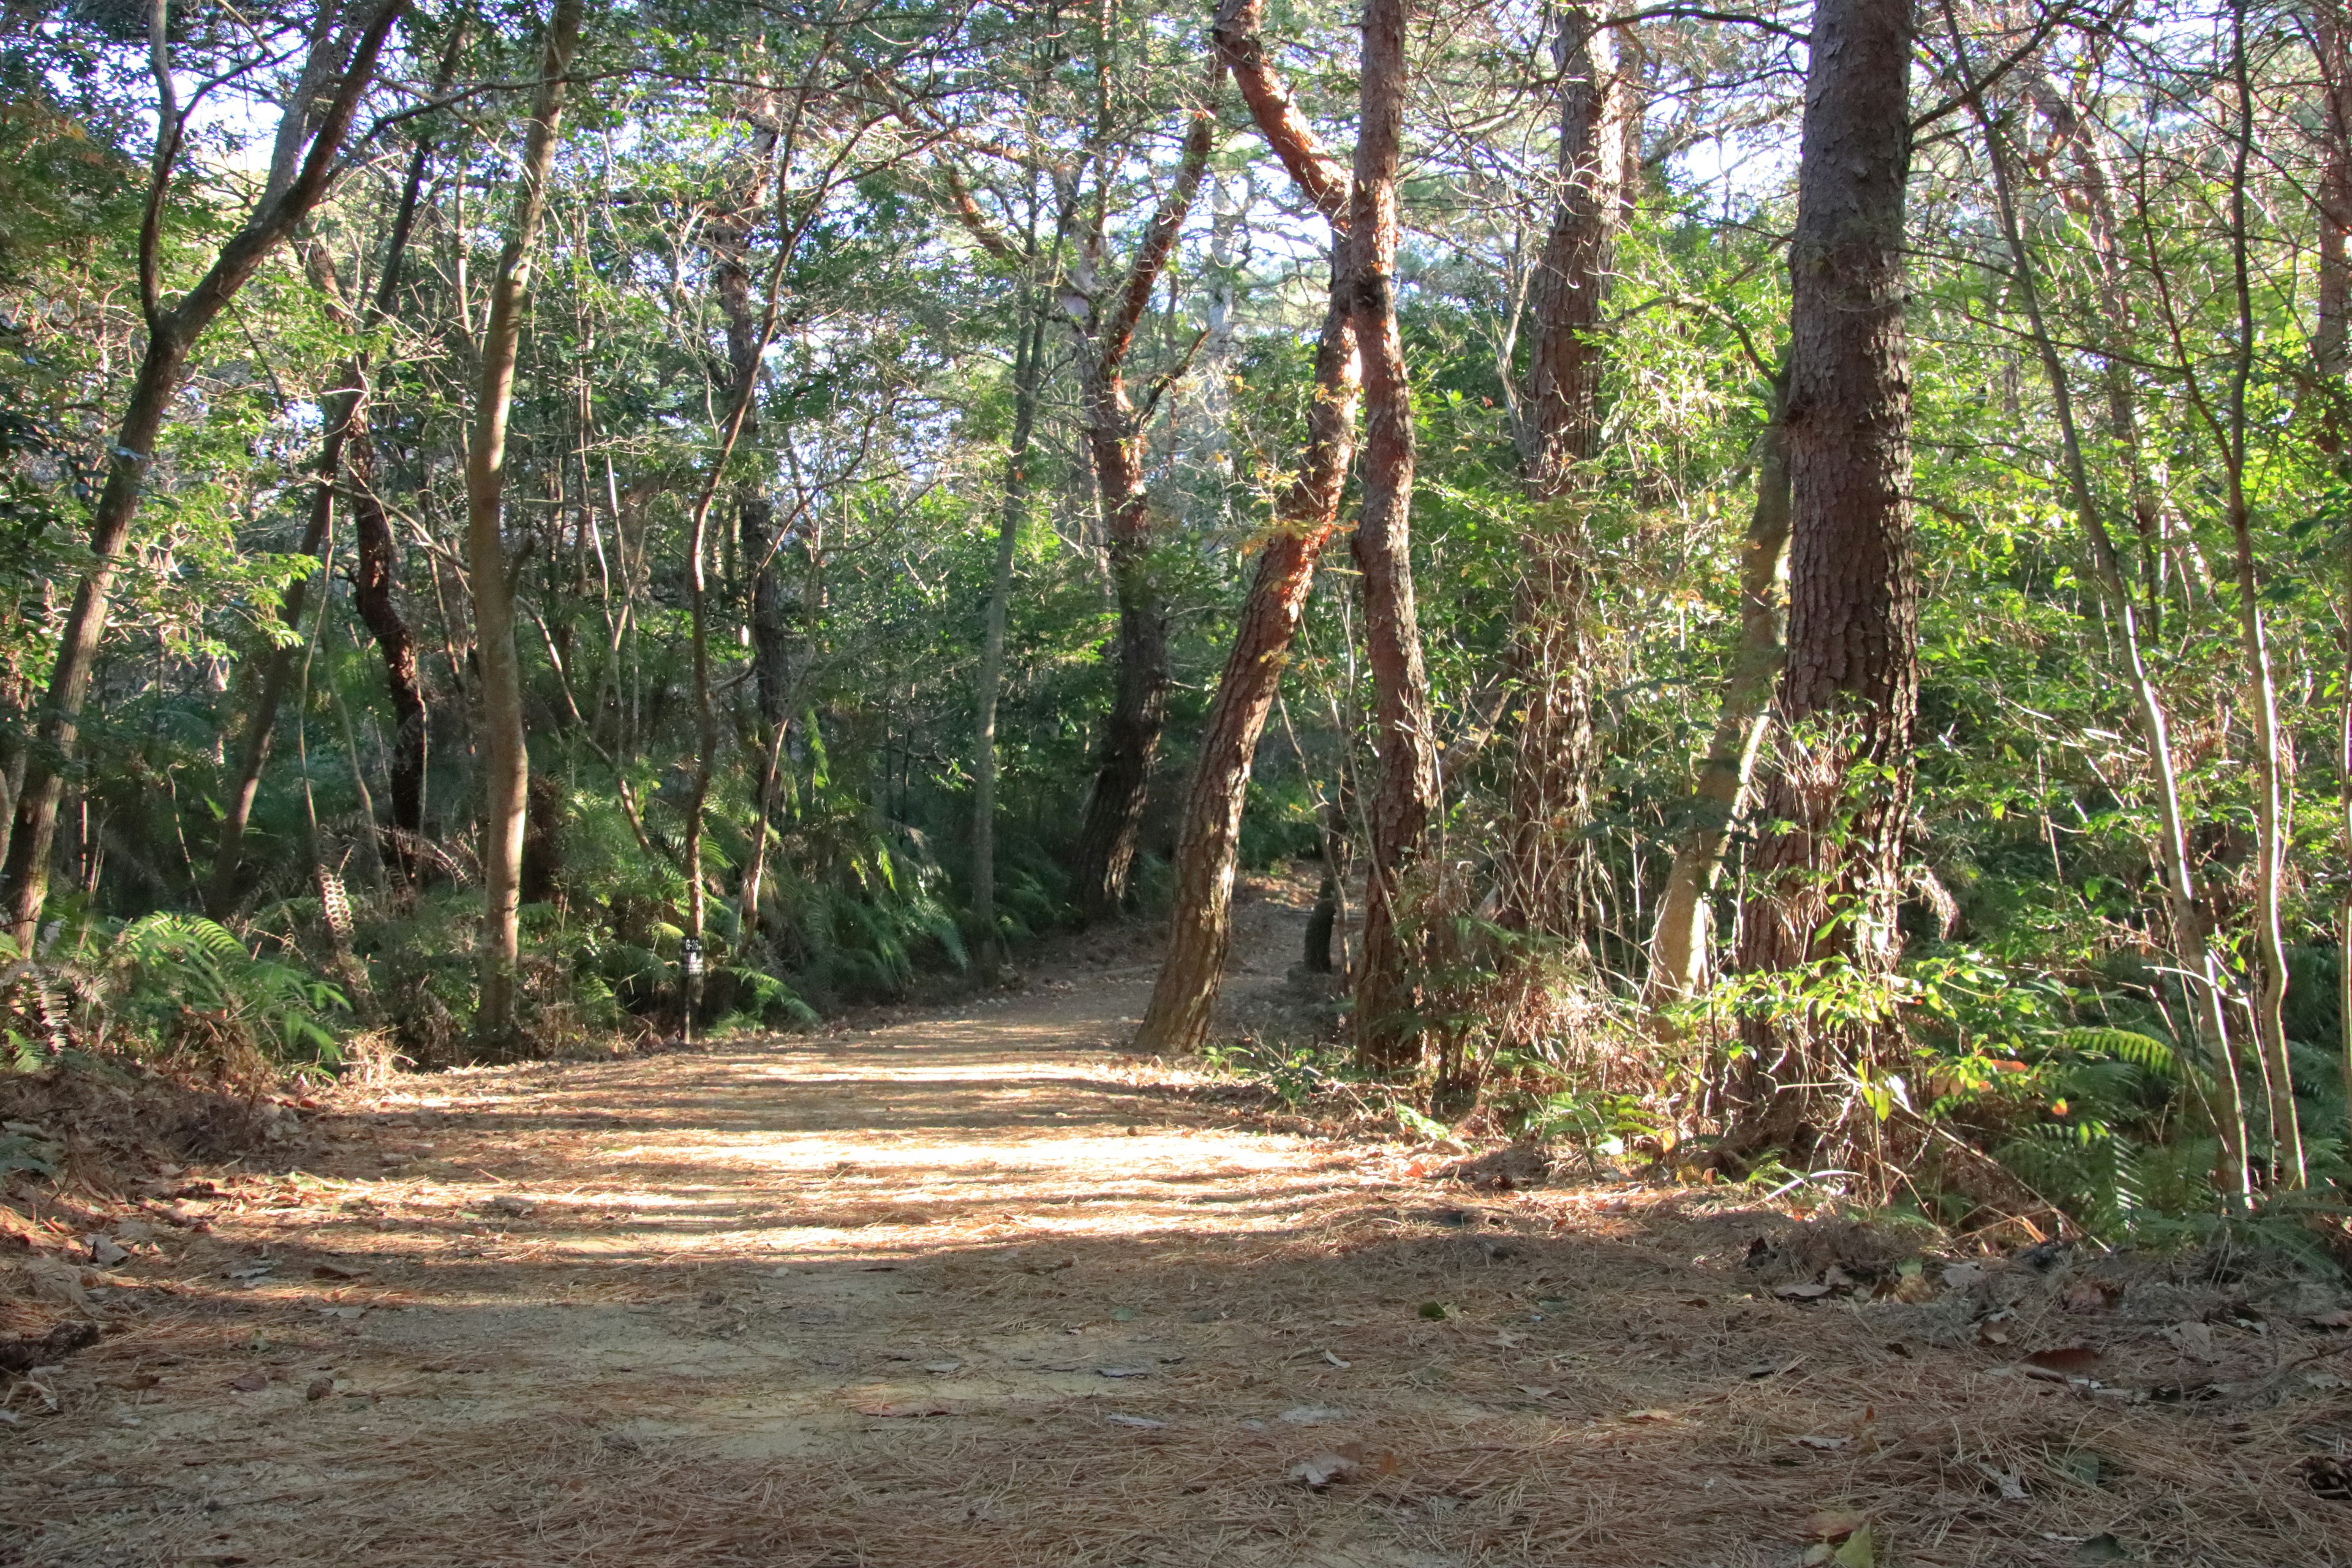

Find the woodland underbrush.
xmin=1189 ymin=920 xmax=2352 ymax=1276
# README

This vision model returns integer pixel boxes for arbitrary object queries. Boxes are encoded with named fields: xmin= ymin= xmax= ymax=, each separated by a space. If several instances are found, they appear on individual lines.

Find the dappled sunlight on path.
xmin=6 ymin=892 xmax=2346 ymax=1567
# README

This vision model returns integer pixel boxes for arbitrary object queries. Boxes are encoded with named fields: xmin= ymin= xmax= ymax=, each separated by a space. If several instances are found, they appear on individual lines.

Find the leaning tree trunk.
xmin=1492 ymin=4 xmax=1629 ymax=1042
xmin=346 ymin=419 xmax=429 ymax=883
xmin=0 ymin=0 xmax=403 ymax=949
xmin=1727 ymin=0 xmax=1919 ymax=1162
xmin=1136 ymin=281 xmax=1362 ymax=1056
xmin=1129 ymin=0 xmax=1359 ymax=1053
xmin=464 ymin=0 xmax=581 ymax=1048
xmin=1348 ymin=0 xmax=1440 ymax=1072
xmin=1065 ymin=83 xmax=1221 ymax=922
xmin=211 ymin=104 xmax=442 ymax=912
xmin=1646 ymin=388 xmax=1790 ymax=1008
xmin=343 ymin=25 xmax=460 ymax=888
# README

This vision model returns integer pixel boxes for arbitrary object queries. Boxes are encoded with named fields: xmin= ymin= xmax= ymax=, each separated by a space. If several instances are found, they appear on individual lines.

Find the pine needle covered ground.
xmin=4 ymin=897 xmax=2348 ymax=1567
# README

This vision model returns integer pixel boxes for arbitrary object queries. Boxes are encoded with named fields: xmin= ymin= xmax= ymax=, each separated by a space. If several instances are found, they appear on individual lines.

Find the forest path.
xmin=9 ymin=883 xmax=2344 ymax=1567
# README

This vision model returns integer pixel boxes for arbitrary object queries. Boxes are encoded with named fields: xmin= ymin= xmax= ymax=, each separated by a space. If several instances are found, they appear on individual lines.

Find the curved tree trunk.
xmin=1646 ymin=393 xmax=1790 ymax=1008
xmin=205 ymin=385 xmax=352 ymax=918
xmin=346 ymin=423 xmax=429 ymax=883
xmin=1728 ymin=0 xmax=1918 ymax=1161
xmin=1347 ymin=0 xmax=1439 ymax=1072
xmin=466 ymin=0 xmax=581 ymax=1048
xmin=1136 ymin=284 xmax=1361 ymax=1056
xmin=1 ymin=0 xmax=404 ymax=949
xmin=1065 ymin=77 xmax=1221 ymax=922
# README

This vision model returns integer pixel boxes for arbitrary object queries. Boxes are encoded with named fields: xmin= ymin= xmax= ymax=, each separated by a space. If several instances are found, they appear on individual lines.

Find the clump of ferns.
xmin=1996 ymin=1027 xmax=2227 ymax=1246
xmin=100 ymin=913 xmax=348 ymax=1086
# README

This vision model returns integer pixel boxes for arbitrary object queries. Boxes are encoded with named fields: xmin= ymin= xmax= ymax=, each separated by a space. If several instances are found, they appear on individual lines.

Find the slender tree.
xmin=1646 ymin=375 xmax=1789 ymax=1007
xmin=1061 ymin=61 xmax=1224 ymax=921
xmin=466 ymin=0 xmax=582 ymax=1046
xmin=1348 ymin=0 xmax=1439 ymax=1071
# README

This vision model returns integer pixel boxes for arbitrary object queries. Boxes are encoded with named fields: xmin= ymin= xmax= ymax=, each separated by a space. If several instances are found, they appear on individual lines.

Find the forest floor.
xmin=4 ymin=879 xmax=2351 ymax=1567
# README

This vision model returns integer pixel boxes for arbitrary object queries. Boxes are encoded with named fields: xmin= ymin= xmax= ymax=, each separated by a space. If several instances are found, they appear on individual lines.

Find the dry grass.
xmin=4 ymin=889 xmax=2348 ymax=1566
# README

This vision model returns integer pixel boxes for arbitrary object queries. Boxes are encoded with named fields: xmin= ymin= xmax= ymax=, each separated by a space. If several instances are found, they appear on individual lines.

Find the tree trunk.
xmin=2217 ymin=10 xmax=2304 ymax=1187
xmin=1492 ymin=5 xmax=1629 ymax=1039
xmin=1646 ymin=389 xmax=1790 ymax=1007
xmin=1065 ymin=83 xmax=1221 ymax=921
xmin=1 ymin=0 xmax=403 ymax=949
xmin=1347 ymin=0 xmax=1439 ymax=1072
xmin=344 ymin=23 xmax=460 ymax=888
xmin=346 ymin=417 xmax=429 ymax=882
xmin=973 ymin=301 xmax=1047 ymax=976
xmin=204 ymin=383 xmax=352 ymax=918
xmin=2314 ymin=0 xmax=2352 ymax=1163
xmin=464 ymin=0 xmax=581 ymax=1047
xmin=1136 ymin=282 xmax=1361 ymax=1056
xmin=1728 ymin=0 xmax=1918 ymax=1159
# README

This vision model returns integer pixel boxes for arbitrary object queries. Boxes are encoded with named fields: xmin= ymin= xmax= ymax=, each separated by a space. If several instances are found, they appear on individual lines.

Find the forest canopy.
xmin=3 ymin=0 xmax=2350 ymax=1242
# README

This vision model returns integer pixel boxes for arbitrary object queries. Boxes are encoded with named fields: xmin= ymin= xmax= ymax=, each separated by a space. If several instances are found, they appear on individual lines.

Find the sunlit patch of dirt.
xmin=5 ymin=889 xmax=2348 ymax=1566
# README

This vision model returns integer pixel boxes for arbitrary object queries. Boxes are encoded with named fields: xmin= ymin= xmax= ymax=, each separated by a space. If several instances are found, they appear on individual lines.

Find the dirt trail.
xmin=5 ymin=891 xmax=2348 ymax=1567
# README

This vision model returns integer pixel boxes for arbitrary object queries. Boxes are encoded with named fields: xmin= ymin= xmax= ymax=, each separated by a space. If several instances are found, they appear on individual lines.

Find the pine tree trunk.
xmin=1646 ymin=393 xmax=1790 ymax=1006
xmin=2315 ymin=0 xmax=2352 ymax=1164
xmin=1348 ymin=0 xmax=1439 ymax=1072
xmin=1069 ymin=418 xmax=1169 ymax=920
xmin=1065 ymin=94 xmax=1221 ymax=921
xmin=1136 ymin=284 xmax=1360 ymax=1056
xmin=466 ymin=0 xmax=581 ymax=1047
xmin=1493 ymin=6 xmax=1629 ymax=1038
xmin=1 ymin=0 xmax=404 ymax=949
xmin=1728 ymin=0 xmax=1918 ymax=1159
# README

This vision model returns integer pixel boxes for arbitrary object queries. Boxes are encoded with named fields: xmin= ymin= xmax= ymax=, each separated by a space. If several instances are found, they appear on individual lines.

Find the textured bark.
xmin=1 ymin=0 xmax=404 ymax=949
xmin=1729 ymin=0 xmax=1918 ymax=1153
xmin=1348 ymin=0 xmax=1439 ymax=1072
xmin=1131 ymin=0 xmax=1358 ymax=1054
xmin=1066 ymin=88 xmax=1221 ymax=920
xmin=710 ymin=102 xmax=785 ymax=944
xmin=1211 ymin=0 xmax=1351 ymax=224
xmin=710 ymin=114 xmax=791 ymax=731
xmin=1493 ymin=7 xmax=1629 ymax=1023
xmin=2316 ymin=1 xmax=2352 ymax=1161
xmin=2318 ymin=5 xmax=2352 ymax=383
xmin=1646 ymin=396 xmax=1790 ymax=1006
xmin=972 ymin=302 xmax=1046 ymax=976
xmin=1136 ymin=284 xmax=1361 ymax=1057
xmin=465 ymin=0 xmax=581 ymax=1046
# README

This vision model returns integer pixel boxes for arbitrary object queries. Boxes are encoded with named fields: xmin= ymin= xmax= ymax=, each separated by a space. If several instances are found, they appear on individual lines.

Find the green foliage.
xmin=104 ymin=912 xmax=349 ymax=1072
